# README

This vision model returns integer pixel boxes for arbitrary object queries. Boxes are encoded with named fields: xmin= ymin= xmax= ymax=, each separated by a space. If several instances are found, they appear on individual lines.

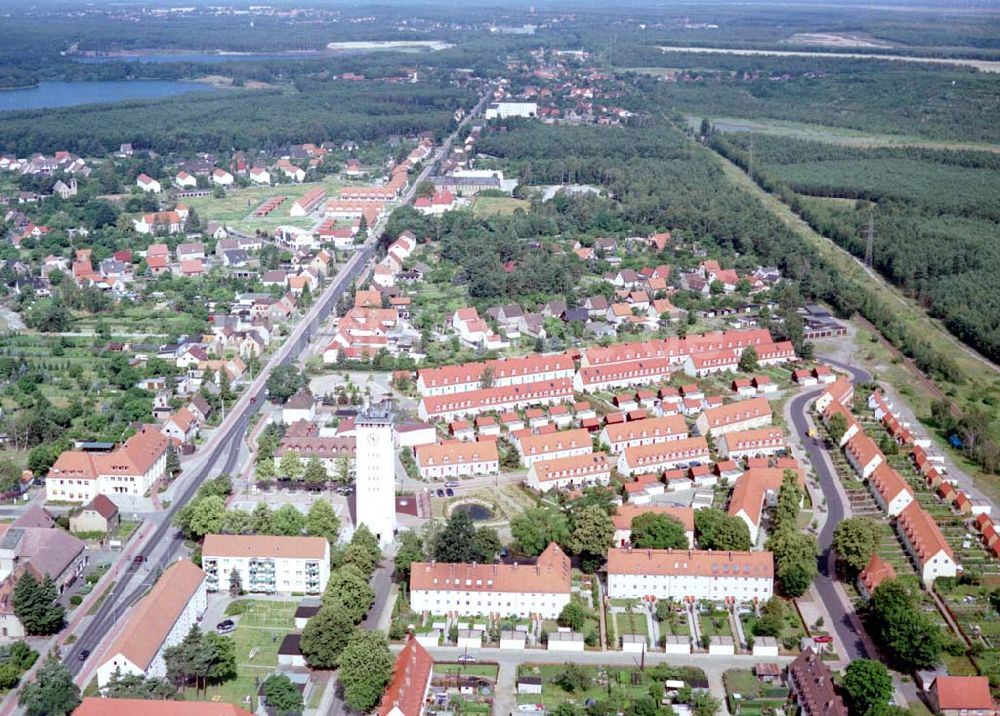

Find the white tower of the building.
xmin=354 ymin=401 xmax=396 ymax=547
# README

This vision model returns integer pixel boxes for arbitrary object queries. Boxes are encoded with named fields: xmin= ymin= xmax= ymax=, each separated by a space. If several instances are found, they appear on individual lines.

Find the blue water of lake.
xmin=0 ymin=80 xmax=214 ymax=112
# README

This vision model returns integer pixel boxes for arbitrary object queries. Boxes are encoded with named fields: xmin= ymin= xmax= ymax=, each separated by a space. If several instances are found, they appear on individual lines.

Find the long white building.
xmin=202 ymin=534 xmax=330 ymax=596
xmin=525 ymin=452 xmax=611 ymax=493
xmin=416 ymin=354 xmax=574 ymax=397
xmin=617 ymin=437 xmax=710 ymax=477
xmin=606 ymin=548 xmax=774 ymax=603
xmin=599 ymin=415 xmax=689 ymax=454
xmin=417 ymin=379 xmax=574 ymax=422
xmin=96 ymin=559 xmax=206 ymax=687
xmin=415 ymin=440 xmax=499 ymax=480
xmin=409 ymin=543 xmax=571 ymax=618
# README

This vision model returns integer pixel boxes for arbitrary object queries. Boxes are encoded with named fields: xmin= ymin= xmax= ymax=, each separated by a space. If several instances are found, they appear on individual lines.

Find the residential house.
xmin=409 ymin=543 xmax=571 ymax=619
xmin=69 ymin=495 xmax=120 ymax=535
xmin=606 ymin=548 xmax=774 ymax=602
xmin=525 ymin=453 xmax=611 ymax=493
xmin=414 ymin=440 xmax=499 ymax=480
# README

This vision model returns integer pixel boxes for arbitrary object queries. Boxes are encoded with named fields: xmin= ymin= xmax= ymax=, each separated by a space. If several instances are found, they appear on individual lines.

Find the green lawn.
xmin=616 ymin=612 xmax=648 ymax=636
xmin=203 ymin=600 xmax=298 ymax=710
xmin=472 ymin=195 xmax=529 ymax=216
xmin=433 ymin=663 xmax=498 ymax=680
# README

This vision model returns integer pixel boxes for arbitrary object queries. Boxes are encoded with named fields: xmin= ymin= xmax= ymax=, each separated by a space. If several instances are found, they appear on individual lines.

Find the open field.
xmin=472 ymin=195 xmax=530 ymax=216
xmin=785 ymin=32 xmax=897 ymax=49
xmin=657 ymin=46 xmax=1000 ymax=73
xmin=203 ymin=600 xmax=298 ymax=710
xmin=181 ymin=176 xmax=346 ymax=229
xmin=683 ymin=116 xmax=1000 ymax=154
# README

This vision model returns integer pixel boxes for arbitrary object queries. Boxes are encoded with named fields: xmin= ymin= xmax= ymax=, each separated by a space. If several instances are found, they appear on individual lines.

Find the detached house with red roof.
xmin=414 ymin=190 xmax=460 ymax=215
xmin=136 ymin=174 xmax=161 ymax=194
xmin=931 ymin=676 xmax=998 ymax=716
xmin=857 ymin=553 xmax=896 ymax=600
xmin=96 ymin=559 xmax=206 ymax=687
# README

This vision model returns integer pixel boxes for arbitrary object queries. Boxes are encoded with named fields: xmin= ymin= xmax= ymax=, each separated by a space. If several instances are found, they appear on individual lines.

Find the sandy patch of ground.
xmin=658 ymin=45 xmax=1000 ymax=73
xmin=787 ymin=32 xmax=896 ymax=49
xmin=325 ymin=40 xmax=453 ymax=51
xmin=192 ymin=75 xmax=274 ymax=90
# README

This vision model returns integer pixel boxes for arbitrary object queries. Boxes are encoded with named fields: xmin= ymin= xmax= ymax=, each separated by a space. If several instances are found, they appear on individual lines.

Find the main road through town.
xmin=788 ymin=356 xmax=873 ymax=662
xmin=65 ymin=88 xmax=492 ymax=675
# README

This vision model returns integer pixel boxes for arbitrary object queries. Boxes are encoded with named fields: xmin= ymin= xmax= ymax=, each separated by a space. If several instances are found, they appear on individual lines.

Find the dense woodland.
xmin=712 ymin=132 xmax=1000 ymax=367
xmin=0 ymin=81 xmax=476 ymax=156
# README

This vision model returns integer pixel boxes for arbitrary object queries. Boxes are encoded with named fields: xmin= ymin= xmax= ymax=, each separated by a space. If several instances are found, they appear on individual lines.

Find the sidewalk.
xmin=0 ymin=519 xmax=157 ymax=715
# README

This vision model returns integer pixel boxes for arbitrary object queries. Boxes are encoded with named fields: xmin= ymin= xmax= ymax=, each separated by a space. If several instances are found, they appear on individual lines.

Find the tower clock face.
xmin=367 ymin=431 xmax=380 ymax=446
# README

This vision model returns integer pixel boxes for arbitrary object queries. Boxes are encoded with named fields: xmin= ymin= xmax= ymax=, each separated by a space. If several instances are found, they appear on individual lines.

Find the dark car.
xmin=216 ymin=619 xmax=235 ymax=634
xmin=132 ymin=555 xmax=145 ymax=565
xmin=445 ymin=488 xmax=454 ymax=497
xmin=436 ymin=489 xmax=445 ymax=497
xmin=78 ymin=649 xmax=91 ymax=661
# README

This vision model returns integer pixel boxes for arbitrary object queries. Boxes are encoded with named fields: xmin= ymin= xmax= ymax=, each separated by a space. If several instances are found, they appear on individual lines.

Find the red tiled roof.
xmin=378 ymin=637 xmax=434 ymax=716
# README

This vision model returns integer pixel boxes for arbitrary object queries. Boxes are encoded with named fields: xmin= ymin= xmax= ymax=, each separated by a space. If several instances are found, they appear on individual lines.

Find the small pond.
xmin=451 ymin=503 xmax=493 ymax=521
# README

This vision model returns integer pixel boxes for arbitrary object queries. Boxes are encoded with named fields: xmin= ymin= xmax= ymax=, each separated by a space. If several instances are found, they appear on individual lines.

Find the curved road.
xmin=788 ymin=356 xmax=872 ymax=662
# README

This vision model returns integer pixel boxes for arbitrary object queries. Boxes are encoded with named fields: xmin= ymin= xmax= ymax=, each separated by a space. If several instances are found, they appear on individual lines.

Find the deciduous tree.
xmin=630 ymin=513 xmax=688 ymax=550
xmin=338 ymin=630 xmax=394 ymax=712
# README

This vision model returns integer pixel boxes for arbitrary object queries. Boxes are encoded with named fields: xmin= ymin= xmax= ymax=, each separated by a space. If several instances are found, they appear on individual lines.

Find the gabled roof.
xmin=378 ymin=637 xmax=435 ymax=716
xmin=75 ymin=698 xmax=252 ymax=716
xmin=100 ymin=560 xmax=205 ymax=671
xmin=859 ymin=553 xmax=895 ymax=595
xmin=933 ymin=676 xmax=995 ymax=711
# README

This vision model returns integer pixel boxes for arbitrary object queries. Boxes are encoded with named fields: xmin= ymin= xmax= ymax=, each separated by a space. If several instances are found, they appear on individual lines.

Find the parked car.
xmin=216 ymin=620 xmax=235 ymax=634
xmin=813 ymin=635 xmax=833 ymax=644
xmin=445 ymin=481 xmax=459 ymax=488
xmin=445 ymin=488 xmax=454 ymax=497
xmin=436 ymin=489 xmax=445 ymax=497
xmin=457 ymin=654 xmax=477 ymax=663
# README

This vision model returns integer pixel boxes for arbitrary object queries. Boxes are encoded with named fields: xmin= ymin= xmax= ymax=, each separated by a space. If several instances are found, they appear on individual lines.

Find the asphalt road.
xmin=65 ymin=234 xmax=376 ymax=673
xmin=788 ymin=356 xmax=872 ymax=662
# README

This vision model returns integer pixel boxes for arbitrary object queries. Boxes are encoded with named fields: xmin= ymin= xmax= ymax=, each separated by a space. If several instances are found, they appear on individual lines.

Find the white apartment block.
xmin=606 ymin=548 xmax=774 ymax=603
xmin=415 ymin=440 xmax=499 ymax=480
xmin=409 ymin=544 xmax=570 ymax=619
xmin=202 ymin=534 xmax=330 ymax=596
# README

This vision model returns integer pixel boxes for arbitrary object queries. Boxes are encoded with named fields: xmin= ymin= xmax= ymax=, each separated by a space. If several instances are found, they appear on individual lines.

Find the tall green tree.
xmin=261 ymin=674 xmax=303 ymax=716
xmin=569 ymin=505 xmax=614 ymax=571
xmin=767 ymin=529 xmax=818 ymax=597
xmin=272 ymin=504 xmax=306 ymax=536
xmin=394 ymin=530 xmax=424 ymax=584
xmin=870 ymin=579 xmax=943 ymax=668
xmin=832 ymin=517 xmax=881 ymax=574
xmin=279 ymin=451 xmax=303 ymax=482
xmin=629 ymin=513 xmax=688 ymax=550
xmin=303 ymin=457 xmax=328 ymax=486
xmin=510 ymin=506 xmax=571 ymax=555
xmin=322 ymin=566 xmax=374 ymax=623
xmin=18 ymin=656 xmax=80 ymax=716
xmin=433 ymin=511 xmax=481 ymax=563
xmin=338 ymin=630 xmax=394 ymax=712
xmin=300 ymin=606 xmax=355 ymax=669
xmin=842 ymin=659 xmax=893 ymax=714
xmin=305 ymin=500 xmax=340 ymax=544
xmin=13 ymin=571 xmax=64 ymax=636
xmin=738 ymin=346 xmax=759 ymax=372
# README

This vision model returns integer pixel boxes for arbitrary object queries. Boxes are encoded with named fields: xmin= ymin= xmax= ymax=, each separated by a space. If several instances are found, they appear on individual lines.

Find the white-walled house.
xmin=606 ymin=548 xmax=774 ymax=603
xmin=96 ymin=560 xmax=206 ymax=687
xmin=409 ymin=543 xmax=571 ymax=619
xmin=414 ymin=440 xmax=499 ymax=480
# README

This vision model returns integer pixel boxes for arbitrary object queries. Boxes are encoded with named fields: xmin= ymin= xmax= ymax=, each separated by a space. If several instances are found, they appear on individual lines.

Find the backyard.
xmin=203 ymin=599 xmax=299 ymax=710
xmin=515 ymin=663 xmax=707 ymax=709
xmin=722 ymin=669 xmax=790 ymax=715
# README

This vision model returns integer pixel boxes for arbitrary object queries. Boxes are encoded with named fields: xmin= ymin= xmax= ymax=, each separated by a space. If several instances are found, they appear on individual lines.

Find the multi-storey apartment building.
xmin=202 ymin=535 xmax=330 ymax=596
xmin=409 ymin=543 xmax=571 ymax=618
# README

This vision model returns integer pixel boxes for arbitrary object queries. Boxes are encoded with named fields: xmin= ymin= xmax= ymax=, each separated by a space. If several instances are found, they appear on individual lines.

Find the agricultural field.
xmin=203 ymin=600 xmax=298 ymax=710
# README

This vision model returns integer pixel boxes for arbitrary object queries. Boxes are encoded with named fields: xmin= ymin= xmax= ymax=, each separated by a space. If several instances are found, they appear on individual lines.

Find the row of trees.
xmin=765 ymin=472 xmax=818 ymax=598
xmin=298 ymin=525 xmax=394 ymax=712
xmin=173 ymin=475 xmax=340 ymax=543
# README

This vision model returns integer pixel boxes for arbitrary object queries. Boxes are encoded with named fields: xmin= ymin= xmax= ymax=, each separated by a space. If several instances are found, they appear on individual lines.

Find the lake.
xmin=73 ymin=51 xmax=336 ymax=64
xmin=0 ymin=80 xmax=214 ymax=112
